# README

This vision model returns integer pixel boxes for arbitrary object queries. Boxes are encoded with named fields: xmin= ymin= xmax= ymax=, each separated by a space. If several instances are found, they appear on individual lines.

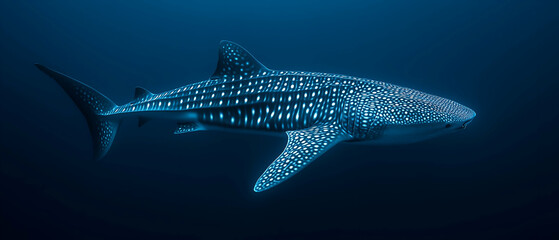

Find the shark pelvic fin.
xmin=211 ymin=40 xmax=270 ymax=80
xmin=174 ymin=122 xmax=204 ymax=134
xmin=253 ymin=124 xmax=351 ymax=192
xmin=138 ymin=117 xmax=150 ymax=127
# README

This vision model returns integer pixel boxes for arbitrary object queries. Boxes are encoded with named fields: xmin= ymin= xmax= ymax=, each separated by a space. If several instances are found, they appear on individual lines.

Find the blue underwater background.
xmin=1 ymin=1 xmax=558 ymax=239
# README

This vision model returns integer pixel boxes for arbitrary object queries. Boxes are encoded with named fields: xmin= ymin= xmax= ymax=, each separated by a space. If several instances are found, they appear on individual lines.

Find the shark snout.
xmin=459 ymin=109 xmax=476 ymax=129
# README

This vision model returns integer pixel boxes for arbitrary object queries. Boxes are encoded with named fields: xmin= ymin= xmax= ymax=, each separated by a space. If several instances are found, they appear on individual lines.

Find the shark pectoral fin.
xmin=174 ymin=122 xmax=204 ymax=134
xmin=253 ymin=124 xmax=350 ymax=192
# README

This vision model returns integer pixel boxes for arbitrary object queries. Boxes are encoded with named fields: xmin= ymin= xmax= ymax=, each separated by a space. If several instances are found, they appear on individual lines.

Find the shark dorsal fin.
xmin=210 ymin=40 xmax=270 ymax=80
xmin=134 ymin=86 xmax=153 ymax=100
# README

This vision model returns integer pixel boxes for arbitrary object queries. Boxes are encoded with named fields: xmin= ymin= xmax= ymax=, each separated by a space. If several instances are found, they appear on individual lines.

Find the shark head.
xmin=363 ymin=85 xmax=476 ymax=144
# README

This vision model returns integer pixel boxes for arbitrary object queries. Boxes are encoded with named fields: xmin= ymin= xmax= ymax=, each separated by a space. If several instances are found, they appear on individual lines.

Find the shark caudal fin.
xmin=35 ymin=64 xmax=119 ymax=160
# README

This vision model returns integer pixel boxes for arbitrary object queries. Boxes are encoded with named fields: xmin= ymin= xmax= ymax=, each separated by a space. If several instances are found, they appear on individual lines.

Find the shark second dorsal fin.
xmin=253 ymin=124 xmax=351 ymax=192
xmin=134 ymin=86 xmax=153 ymax=100
xmin=211 ymin=40 xmax=270 ymax=80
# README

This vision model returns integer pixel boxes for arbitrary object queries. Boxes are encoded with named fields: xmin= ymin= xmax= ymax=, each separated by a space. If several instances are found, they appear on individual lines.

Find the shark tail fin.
xmin=35 ymin=64 xmax=120 ymax=160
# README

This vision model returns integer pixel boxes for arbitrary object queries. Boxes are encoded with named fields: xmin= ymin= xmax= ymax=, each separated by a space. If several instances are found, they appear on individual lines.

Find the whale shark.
xmin=35 ymin=40 xmax=476 ymax=192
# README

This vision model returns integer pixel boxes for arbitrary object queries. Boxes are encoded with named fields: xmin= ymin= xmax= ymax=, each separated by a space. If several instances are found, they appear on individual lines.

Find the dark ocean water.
xmin=1 ymin=1 xmax=558 ymax=239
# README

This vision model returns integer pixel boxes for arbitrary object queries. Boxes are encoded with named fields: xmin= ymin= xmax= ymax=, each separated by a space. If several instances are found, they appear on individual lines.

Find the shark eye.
xmin=445 ymin=124 xmax=452 ymax=128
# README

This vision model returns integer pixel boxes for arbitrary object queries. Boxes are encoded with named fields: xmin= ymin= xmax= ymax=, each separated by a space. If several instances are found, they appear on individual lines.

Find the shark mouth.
xmin=461 ymin=119 xmax=473 ymax=129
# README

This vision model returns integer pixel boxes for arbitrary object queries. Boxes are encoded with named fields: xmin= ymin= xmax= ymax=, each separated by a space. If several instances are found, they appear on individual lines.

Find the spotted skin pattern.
xmin=36 ymin=41 xmax=476 ymax=192
xmin=254 ymin=124 xmax=350 ymax=191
